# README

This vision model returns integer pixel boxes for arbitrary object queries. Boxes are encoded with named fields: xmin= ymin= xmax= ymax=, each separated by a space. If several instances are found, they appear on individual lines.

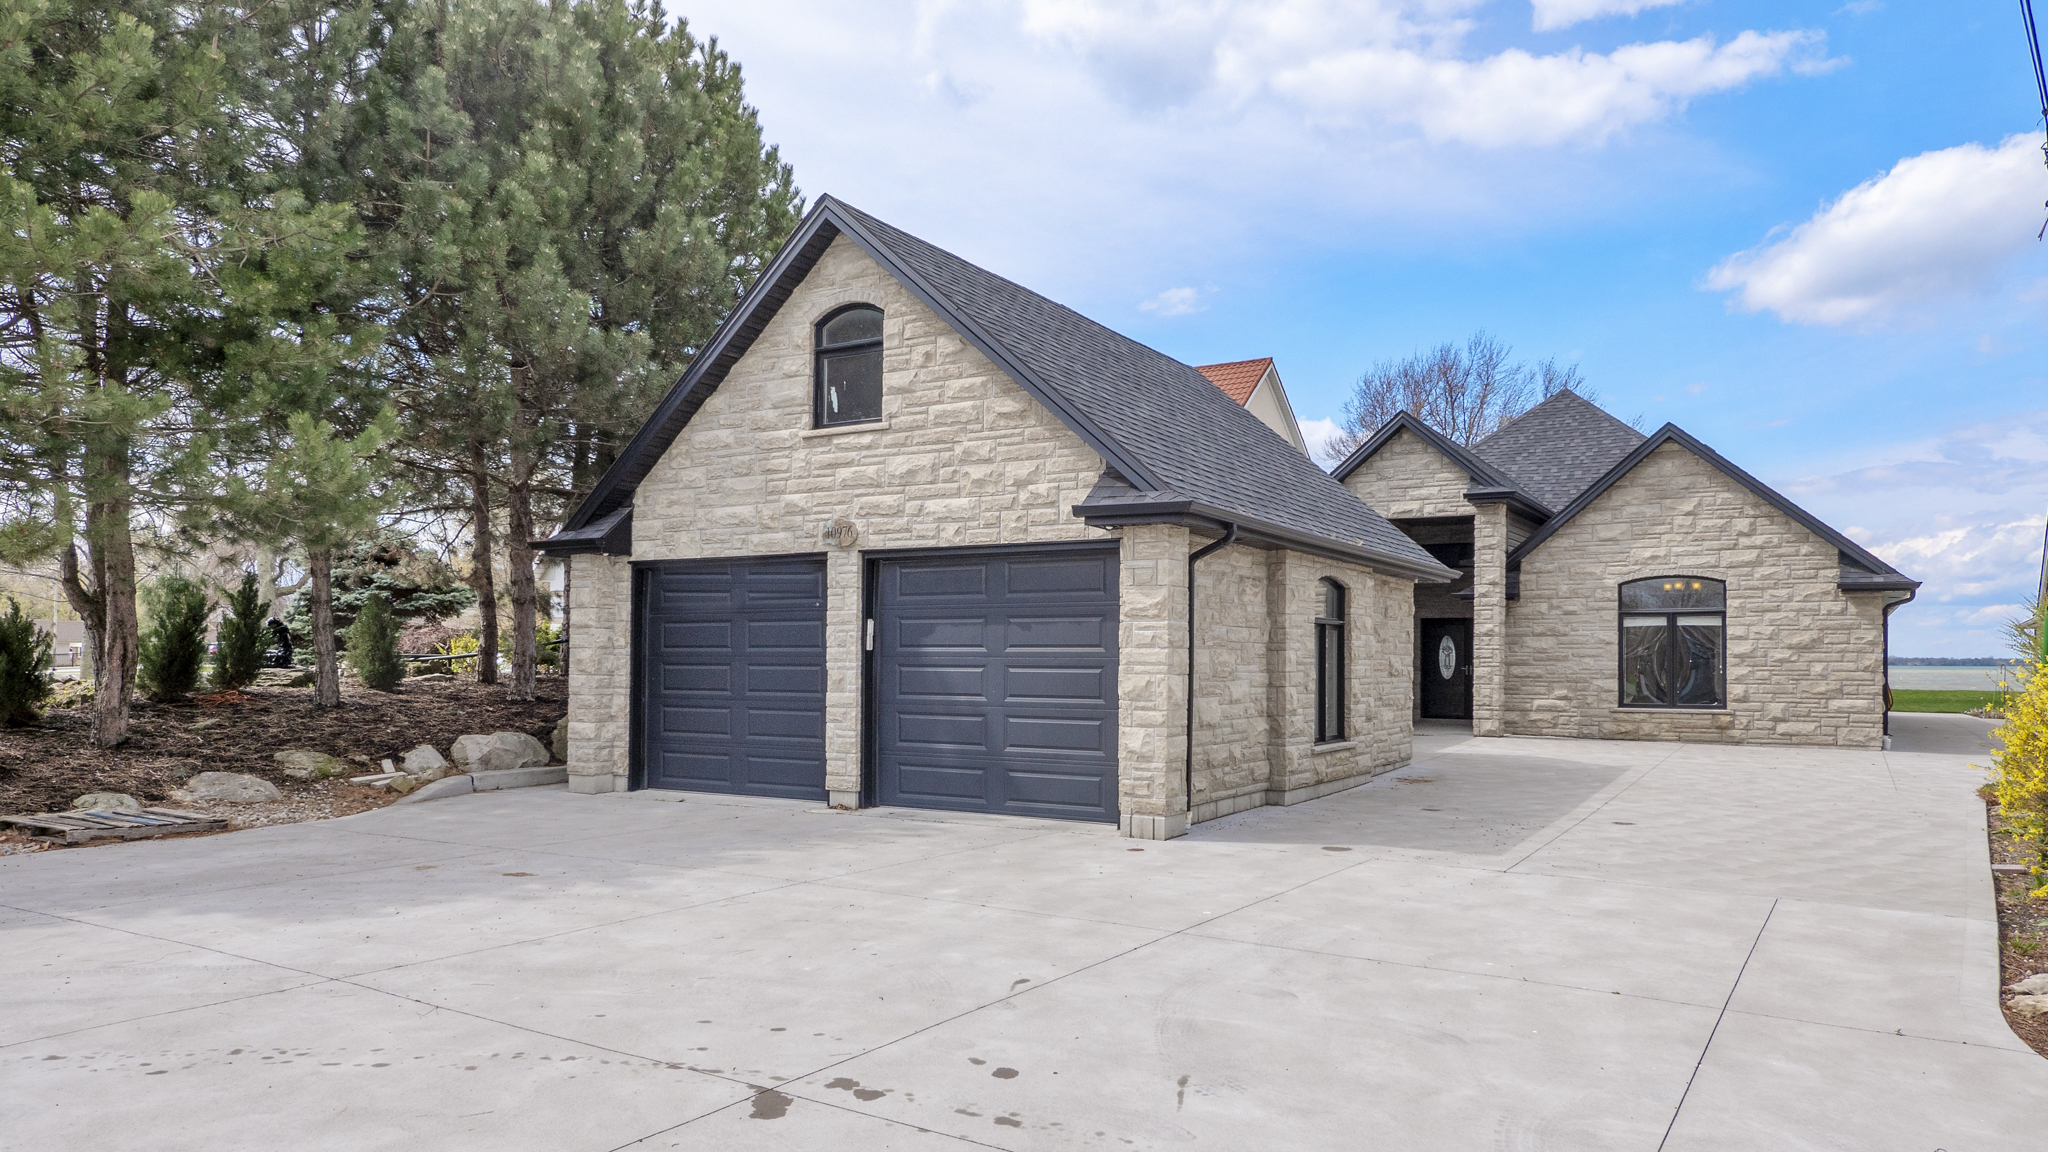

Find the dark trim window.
xmin=1315 ymin=578 xmax=1346 ymax=743
xmin=814 ymin=304 xmax=883 ymax=427
xmin=1618 ymin=577 xmax=1726 ymax=708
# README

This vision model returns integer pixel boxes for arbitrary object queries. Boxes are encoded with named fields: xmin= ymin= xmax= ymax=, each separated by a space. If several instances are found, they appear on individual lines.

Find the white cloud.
xmin=1531 ymin=0 xmax=1689 ymax=34
xmin=1298 ymin=417 xmax=1348 ymax=467
xmin=1705 ymin=134 xmax=2048 ymax=326
xmin=1019 ymin=1 xmax=1825 ymax=148
xmin=1139 ymin=287 xmax=1207 ymax=316
xmin=1778 ymin=409 xmax=2048 ymax=655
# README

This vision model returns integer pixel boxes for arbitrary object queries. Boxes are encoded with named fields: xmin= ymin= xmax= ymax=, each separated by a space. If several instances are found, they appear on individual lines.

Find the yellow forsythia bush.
xmin=1990 ymin=660 xmax=2048 ymax=894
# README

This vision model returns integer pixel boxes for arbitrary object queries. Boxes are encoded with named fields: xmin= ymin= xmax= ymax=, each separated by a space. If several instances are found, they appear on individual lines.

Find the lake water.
xmin=1889 ymin=666 xmax=2025 ymax=690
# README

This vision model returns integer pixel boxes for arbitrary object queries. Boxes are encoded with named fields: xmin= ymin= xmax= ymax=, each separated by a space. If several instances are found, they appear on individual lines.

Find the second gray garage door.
xmin=874 ymin=546 xmax=1119 ymax=822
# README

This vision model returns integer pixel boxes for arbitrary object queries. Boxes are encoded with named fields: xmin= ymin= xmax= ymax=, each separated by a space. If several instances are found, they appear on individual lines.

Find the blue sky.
xmin=685 ymin=0 xmax=2048 ymax=656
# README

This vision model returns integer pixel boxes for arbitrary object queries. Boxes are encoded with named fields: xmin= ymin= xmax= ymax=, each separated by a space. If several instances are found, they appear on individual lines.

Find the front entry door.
xmin=1419 ymin=618 xmax=1473 ymax=720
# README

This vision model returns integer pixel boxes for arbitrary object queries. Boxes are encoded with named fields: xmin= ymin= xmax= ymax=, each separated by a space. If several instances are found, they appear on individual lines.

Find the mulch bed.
xmin=1988 ymin=799 xmax=2048 ymax=1057
xmin=0 ymin=675 xmax=565 ymax=853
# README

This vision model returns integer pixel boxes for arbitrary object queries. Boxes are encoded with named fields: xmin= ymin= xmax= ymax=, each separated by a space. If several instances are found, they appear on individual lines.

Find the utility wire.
xmin=2023 ymin=0 xmax=2048 ymax=236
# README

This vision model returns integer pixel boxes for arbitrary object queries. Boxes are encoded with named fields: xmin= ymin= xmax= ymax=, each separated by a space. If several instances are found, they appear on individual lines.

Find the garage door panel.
xmin=641 ymin=557 xmax=827 ymax=800
xmin=1004 ymin=615 xmax=1109 ymax=650
xmin=896 ymin=564 xmax=988 ymax=599
xmin=1005 ymin=666 xmax=1105 ymax=702
xmin=895 ymin=664 xmax=987 ymax=698
xmin=895 ymin=711 xmax=988 ymax=749
xmin=1004 ymin=555 xmax=1115 ymax=596
xmin=897 ymin=616 xmax=986 ymax=649
xmin=1002 ymin=715 xmax=1108 ymax=754
xmin=893 ymin=761 xmax=988 ymax=802
xmin=876 ymin=547 xmax=1117 ymax=822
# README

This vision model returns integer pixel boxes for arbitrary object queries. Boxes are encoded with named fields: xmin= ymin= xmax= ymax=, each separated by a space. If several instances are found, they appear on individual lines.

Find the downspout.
xmin=1186 ymin=522 xmax=1238 ymax=820
xmin=1882 ymin=589 xmax=1916 ymax=740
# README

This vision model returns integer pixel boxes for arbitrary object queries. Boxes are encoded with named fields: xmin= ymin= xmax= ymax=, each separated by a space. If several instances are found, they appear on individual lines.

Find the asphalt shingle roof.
xmin=1471 ymin=390 xmax=1648 ymax=510
xmin=826 ymin=202 xmax=1438 ymax=568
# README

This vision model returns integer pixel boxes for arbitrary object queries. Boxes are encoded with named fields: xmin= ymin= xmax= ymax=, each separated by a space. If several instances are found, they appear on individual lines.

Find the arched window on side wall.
xmin=814 ymin=304 xmax=883 ymax=427
xmin=1618 ymin=576 xmax=1726 ymax=708
xmin=1316 ymin=578 xmax=1347 ymax=743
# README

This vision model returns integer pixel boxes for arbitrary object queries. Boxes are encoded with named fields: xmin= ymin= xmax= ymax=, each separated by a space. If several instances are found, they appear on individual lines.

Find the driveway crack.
xmin=1657 ymin=898 xmax=1778 ymax=1151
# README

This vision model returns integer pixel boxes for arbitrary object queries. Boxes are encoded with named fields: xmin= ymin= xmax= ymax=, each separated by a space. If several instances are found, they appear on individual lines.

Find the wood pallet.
xmin=0 ymin=808 xmax=230 ymax=844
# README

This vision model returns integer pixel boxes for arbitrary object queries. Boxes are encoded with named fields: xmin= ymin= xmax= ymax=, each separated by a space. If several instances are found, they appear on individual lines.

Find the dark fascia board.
xmin=1072 ymin=496 xmax=1460 ymax=584
xmin=1329 ymin=413 xmax=1549 ymax=516
xmin=534 ymin=506 xmax=632 ymax=556
xmin=1506 ymin=423 xmax=1920 ymax=592
xmin=561 ymin=196 xmax=1165 ymax=535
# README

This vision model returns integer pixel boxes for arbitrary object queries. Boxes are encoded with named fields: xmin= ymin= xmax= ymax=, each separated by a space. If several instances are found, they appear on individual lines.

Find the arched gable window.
xmin=814 ymin=305 xmax=883 ymax=427
xmin=1618 ymin=577 xmax=1726 ymax=708
xmin=1315 ymin=578 xmax=1347 ymax=743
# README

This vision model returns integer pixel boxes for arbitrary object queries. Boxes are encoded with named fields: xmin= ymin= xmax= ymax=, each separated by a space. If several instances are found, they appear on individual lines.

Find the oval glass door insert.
xmin=1438 ymin=635 xmax=1458 ymax=680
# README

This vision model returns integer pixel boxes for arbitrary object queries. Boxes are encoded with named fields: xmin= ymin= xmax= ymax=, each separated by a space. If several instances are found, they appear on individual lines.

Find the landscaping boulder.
xmin=275 ymin=750 xmax=350 ymax=781
xmin=386 ymin=774 xmax=418 ymax=795
xmin=401 ymin=744 xmax=450 ymax=779
xmin=551 ymin=717 xmax=569 ymax=762
xmin=2009 ymin=994 xmax=2048 ymax=1018
xmin=72 ymin=792 xmax=143 ymax=813
xmin=2009 ymin=974 xmax=2048 ymax=997
xmin=451 ymin=732 xmax=550 ymax=773
xmin=183 ymin=772 xmax=282 ymax=803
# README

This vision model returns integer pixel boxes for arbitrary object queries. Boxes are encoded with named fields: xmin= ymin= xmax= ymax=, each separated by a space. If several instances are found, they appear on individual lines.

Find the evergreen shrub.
xmin=213 ymin=573 xmax=268 ymax=691
xmin=138 ymin=576 xmax=211 ymax=701
xmin=345 ymin=593 xmax=404 ymax=691
xmin=0 ymin=598 xmax=53 ymax=725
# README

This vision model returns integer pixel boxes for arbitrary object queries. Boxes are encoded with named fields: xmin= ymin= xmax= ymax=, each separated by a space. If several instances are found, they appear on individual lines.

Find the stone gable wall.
xmin=1504 ymin=441 xmax=1887 ymax=748
xmin=1340 ymin=427 xmax=1474 ymax=518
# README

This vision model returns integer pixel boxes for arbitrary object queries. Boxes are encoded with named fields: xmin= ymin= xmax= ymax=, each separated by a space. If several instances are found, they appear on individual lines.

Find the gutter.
xmin=1187 ymin=522 xmax=1239 ymax=817
xmin=1073 ymin=498 xmax=1456 ymax=585
xmin=1881 ymin=587 xmax=1917 ymax=742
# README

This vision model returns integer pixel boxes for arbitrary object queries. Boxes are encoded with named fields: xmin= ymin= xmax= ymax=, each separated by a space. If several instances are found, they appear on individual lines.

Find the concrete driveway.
xmin=2 ymin=719 xmax=2038 ymax=1150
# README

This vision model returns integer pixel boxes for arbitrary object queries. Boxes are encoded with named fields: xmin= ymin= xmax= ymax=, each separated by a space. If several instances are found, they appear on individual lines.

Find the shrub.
xmin=0 ymin=598 xmax=53 ymax=725
xmin=212 ymin=573 xmax=268 ymax=691
xmin=345 ymin=593 xmax=404 ymax=691
xmin=1989 ymin=660 xmax=2048 ymax=894
xmin=442 ymin=633 xmax=479 ymax=676
xmin=138 ymin=576 xmax=211 ymax=701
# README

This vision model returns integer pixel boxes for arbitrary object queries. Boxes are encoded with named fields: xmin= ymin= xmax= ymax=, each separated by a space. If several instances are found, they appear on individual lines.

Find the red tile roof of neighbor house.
xmin=1194 ymin=358 xmax=1272 ymax=406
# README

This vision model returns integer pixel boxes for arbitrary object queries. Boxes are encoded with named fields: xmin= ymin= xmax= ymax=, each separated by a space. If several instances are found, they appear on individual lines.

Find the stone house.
xmin=1331 ymin=391 xmax=1918 ymax=749
xmin=537 ymin=197 xmax=1455 ymax=839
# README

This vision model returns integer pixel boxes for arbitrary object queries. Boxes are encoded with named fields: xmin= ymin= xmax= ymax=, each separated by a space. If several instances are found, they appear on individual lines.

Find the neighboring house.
xmin=1195 ymin=357 xmax=1309 ymax=454
xmin=1332 ymin=391 xmax=1918 ymax=749
xmin=538 ymin=198 xmax=1454 ymax=839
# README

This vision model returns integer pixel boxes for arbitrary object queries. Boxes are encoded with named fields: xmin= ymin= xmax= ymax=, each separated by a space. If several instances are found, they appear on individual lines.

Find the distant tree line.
xmin=0 ymin=0 xmax=802 ymax=745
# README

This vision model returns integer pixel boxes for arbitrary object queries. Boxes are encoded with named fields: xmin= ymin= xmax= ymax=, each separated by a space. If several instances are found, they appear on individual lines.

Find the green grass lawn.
xmin=1891 ymin=689 xmax=2003 ymax=714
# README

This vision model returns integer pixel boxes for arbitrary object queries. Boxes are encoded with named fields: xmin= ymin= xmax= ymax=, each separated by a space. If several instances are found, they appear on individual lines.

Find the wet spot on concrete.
xmin=992 ymin=1067 xmax=1018 ymax=1079
xmin=1177 ymin=1074 xmax=1189 ymax=1109
xmin=770 ymin=1027 xmax=785 ymax=1032
xmin=1127 ymin=848 xmax=1144 ymax=852
xmin=1010 ymin=978 xmax=1031 ymax=990
xmin=854 ymin=1088 xmax=885 ymax=1101
xmin=1612 ymin=821 xmax=1635 ymax=825
xmin=1321 ymin=846 xmax=1351 ymax=852
xmin=826 ymin=1077 xmax=860 ymax=1091
xmin=995 ymin=1116 xmax=1022 ymax=1128
xmin=502 ymin=872 xmax=535 ymax=877
xmin=956 ymin=1109 xmax=982 ymax=1117
xmin=968 ymin=1058 xmax=986 ymax=1066
xmin=749 ymin=1089 xmax=792 ymax=1120
xmin=414 ymin=865 xmax=437 ymax=871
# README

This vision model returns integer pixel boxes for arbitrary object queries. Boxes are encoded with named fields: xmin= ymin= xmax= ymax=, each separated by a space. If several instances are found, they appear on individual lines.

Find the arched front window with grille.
xmin=1618 ymin=577 xmax=1726 ymax=708
xmin=814 ymin=305 xmax=883 ymax=427
xmin=1315 ymin=578 xmax=1346 ymax=742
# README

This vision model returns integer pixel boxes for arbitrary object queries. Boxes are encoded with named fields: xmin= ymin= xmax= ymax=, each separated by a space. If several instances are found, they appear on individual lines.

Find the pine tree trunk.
xmin=469 ymin=442 xmax=499 ymax=685
xmin=507 ymin=475 xmax=538 ymax=702
xmin=63 ymin=449 xmax=140 ymax=747
xmin=309 ymin=547 xmax=341 ymax=708
xmin=559 ymin=557 xmax=572 ymax=680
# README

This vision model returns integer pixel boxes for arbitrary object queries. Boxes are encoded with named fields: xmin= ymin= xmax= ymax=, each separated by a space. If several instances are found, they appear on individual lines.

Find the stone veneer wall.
xmin=566 ymin=552 xmax=631 ymax=794
xmin=1503 ymin=441 xmax=1887 ymax=748
xmin=1340 ymin=427 xmax=1475 ymax=518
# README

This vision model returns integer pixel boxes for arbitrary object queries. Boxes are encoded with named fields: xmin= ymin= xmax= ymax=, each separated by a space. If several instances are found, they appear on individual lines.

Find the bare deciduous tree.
xmin=1325 ymin=332 xmax=1595 ymax=462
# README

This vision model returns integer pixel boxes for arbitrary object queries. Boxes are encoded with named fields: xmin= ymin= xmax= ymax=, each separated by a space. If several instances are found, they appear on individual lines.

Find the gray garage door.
xmin=875 ymin=546 xmax=1119 ymax=822
xmin=641 ymin=557 xmax=827 ymax=800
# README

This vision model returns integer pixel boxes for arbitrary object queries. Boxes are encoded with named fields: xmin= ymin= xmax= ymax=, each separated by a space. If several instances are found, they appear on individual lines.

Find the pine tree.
xmin=137 ymin=575 xmax=210 ymax=701
xmin=0 ymin=598 xmax=54 ymax=725
xmin=344 ymin=592 xmax=403 ymax=691
xmin=212 ymin=572 xmax=268 ymax=691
